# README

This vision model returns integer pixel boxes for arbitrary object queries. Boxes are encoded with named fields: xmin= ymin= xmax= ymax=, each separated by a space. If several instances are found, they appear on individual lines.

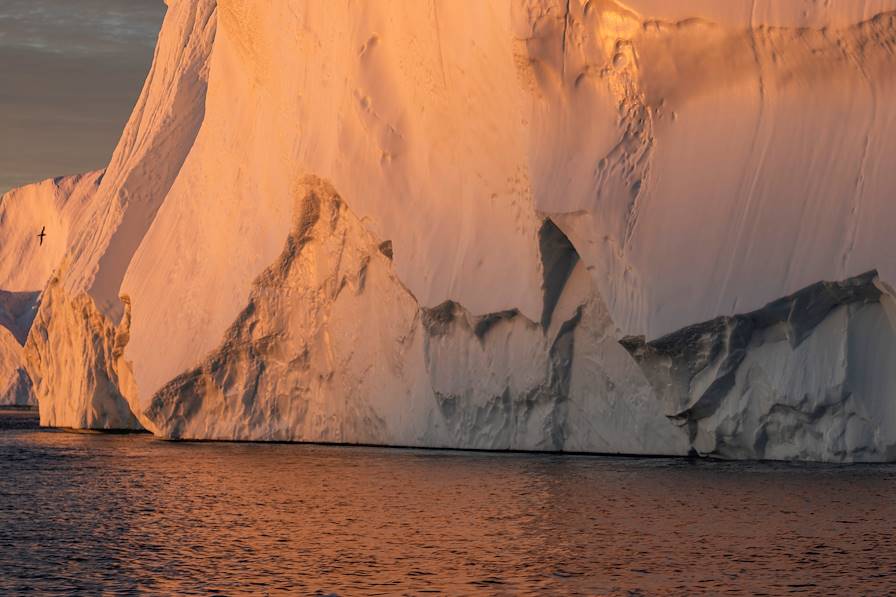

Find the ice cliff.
xmin=622 ymin=272 xmax=896 ymax=461
xmin=144 ymin=177 xmax=685 ymax=452
xmin=1 ymin=0 xmax=895 ymax=461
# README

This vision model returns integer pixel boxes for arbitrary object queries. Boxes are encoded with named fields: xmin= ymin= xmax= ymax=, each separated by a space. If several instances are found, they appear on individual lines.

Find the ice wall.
xmin=1 ymin=1 xmax=894 ymax=459
xmin=144 ymin=177 xmax=686 ymax=453
xmin=19 ymin=0 xmax=216 ymax=427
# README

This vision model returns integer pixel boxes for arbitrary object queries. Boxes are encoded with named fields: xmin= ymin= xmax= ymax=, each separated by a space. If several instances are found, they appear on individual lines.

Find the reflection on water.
xmin=1 ymin=409 xmax=895 ymax=595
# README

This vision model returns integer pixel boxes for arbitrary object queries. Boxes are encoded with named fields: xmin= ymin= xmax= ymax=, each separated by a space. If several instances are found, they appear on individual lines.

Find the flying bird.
xmin=38 ymin=226 xmax=46 ymax=246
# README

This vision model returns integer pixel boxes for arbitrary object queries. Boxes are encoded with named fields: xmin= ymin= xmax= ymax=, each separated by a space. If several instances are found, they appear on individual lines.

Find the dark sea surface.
xmin=1 ymin=408 xmax=895 ymax=595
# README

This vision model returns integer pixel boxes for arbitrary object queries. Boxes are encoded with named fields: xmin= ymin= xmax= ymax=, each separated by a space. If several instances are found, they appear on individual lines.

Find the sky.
xmin=0 ymin=0 xmax=165 ymax=195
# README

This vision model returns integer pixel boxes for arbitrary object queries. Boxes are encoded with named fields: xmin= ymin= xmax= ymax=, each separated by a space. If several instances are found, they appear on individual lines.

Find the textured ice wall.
xmin=121 ymin=0 xmax=896 ymax=409
xmin=622 ymin=273 xmax=896 ymax=462
xmin=145 ymin=178 xmax=687 ymax=453
xmin=0 ymin=172 xmax=103 ymax=405
xmin=19 ymin=0 xmax=216 ymax=427
xmin=0 ymin=292 xmax=36 ymax=405
xmin=1 ymin=1 xmax=894 ymax=460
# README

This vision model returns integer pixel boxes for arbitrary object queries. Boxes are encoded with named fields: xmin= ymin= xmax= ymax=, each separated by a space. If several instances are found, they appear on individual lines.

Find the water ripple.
xmin=1 ymin=409 xmax=895 ymax=594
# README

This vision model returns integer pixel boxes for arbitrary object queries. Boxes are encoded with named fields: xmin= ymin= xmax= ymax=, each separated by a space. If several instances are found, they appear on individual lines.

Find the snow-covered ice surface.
xmin=1 ymin=0 xmax=895 ymax=459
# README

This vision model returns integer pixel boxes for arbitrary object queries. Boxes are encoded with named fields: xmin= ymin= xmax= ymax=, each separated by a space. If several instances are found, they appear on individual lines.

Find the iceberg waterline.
xmin=1 ymin=0 xmax=895 ymax=461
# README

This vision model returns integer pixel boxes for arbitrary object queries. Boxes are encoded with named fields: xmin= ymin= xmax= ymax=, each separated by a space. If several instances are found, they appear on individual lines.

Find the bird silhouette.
xmin=38 ymin=226 xmax=46 ymax=246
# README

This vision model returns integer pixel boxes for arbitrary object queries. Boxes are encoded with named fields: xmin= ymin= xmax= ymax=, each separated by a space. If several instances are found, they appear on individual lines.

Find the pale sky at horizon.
xmin=0 ymin=0 xmax=165 ymax=195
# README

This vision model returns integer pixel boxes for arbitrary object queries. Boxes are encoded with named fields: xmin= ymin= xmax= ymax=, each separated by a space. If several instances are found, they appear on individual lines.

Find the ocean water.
xmin=1 ymin=408 xmax=894 ymax=595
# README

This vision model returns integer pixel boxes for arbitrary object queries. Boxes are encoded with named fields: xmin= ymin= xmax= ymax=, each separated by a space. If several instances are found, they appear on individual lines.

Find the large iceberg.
xmin=1 ymin=0 xmax=895 ymax=461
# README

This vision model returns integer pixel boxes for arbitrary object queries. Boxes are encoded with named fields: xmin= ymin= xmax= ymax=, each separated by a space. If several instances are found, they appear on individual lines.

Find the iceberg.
xmin=2 ymin=0 xmax=895 ymax=460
